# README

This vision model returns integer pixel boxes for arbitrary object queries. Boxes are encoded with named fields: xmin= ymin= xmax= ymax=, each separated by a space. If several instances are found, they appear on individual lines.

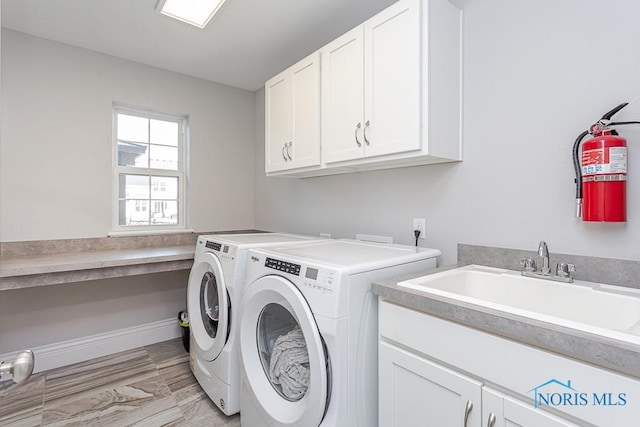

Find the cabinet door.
xmin=364 ymin=0 xmax=421 ymax=158
xmin=321 ymin=26 xmax=365 ymax=164
xmin=483 ymin=388 xmax=581 ymax=427
xmin=265 ymin=70 xmax=291 ymax=173
xmin=379 ymin=341 xmax=482 ymax=427
xmin=289 ymin=52 xmax=321 ymax=170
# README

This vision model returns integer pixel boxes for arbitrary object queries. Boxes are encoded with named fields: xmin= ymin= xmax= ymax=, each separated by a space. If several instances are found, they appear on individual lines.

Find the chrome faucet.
xmin=537 ymin=241 xmax=551 ymax=275
xmin=520 ymin=241 xmax=575 ymax=283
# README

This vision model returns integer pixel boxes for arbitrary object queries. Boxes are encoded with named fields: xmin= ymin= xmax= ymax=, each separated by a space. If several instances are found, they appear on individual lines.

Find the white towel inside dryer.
xmin=268 ymin=326 xmax=310 ymax=400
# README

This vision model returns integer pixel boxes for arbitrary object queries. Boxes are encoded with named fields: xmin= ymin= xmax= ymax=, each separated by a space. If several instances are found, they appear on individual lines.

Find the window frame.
xmin=112 ymin=104 xmax=188 ymax=232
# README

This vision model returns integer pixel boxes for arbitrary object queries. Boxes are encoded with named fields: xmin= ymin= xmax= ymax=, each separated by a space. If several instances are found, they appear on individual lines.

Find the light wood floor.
xmin=0 ymin=339 xmax=240 ymax=426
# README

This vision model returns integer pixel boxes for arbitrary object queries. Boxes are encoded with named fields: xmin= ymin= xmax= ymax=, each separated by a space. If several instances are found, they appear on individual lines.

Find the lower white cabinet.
xmin=379 ymin=341 xmax=482 ymax=427
xmin=379 ymin=341 xmax=579 ymax=427
xmin=482 ymin=387 xmax=579 ymax=427
xmin=378 ymin=301 xmax=639 ymax=427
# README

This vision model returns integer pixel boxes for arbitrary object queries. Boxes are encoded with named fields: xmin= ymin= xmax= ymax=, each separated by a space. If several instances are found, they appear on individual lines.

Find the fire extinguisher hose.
xmin=572 ymin=129 xmax=589 ymax=217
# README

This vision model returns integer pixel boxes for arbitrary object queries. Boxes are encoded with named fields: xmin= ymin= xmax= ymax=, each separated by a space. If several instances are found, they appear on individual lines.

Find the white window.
xmin=113 ymin=105 xmax=187 ymax=231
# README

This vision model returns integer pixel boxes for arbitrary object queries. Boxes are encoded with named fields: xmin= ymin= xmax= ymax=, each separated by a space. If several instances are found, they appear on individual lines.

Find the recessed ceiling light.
xmin=157 ymin=0 xmax=227 ymax=29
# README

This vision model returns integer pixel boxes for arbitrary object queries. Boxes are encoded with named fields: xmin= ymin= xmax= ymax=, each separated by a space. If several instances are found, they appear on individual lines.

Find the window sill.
xmin=108 ymin=228 xmax=195 ymax=237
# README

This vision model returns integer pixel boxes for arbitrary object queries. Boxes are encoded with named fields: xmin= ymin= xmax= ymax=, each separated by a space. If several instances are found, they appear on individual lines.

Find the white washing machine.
xmin=239 ymin=239 xmax=441 ymax=427
xmin=187 ymin=232 xmax=327 ymax=416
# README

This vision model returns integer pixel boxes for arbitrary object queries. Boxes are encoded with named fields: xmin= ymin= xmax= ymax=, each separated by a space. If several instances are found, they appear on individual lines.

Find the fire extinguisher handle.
xmin=600 ymin=102 xmax=629 ymax=121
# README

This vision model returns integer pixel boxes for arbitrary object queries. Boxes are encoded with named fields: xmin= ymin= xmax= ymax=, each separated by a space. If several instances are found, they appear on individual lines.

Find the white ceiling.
xmin=1 ymin=0 xmax=398 ymax=91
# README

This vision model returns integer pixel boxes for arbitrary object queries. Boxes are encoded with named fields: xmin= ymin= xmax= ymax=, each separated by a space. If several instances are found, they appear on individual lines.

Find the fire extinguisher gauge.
xmin=589 ymin=123 xmax=605 ymax=135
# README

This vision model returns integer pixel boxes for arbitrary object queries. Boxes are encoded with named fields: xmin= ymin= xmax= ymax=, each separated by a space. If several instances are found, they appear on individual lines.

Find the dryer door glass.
xmin=256 ymin=303 xmax=309 ymax=402
xmin=200 ymin=271 xmax=220 ymax=338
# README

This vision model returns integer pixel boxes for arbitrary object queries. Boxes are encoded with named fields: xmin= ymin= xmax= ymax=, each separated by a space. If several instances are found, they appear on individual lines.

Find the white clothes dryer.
xmin=239 ymin=239 xmax=441 ymax=427
xmin=187 ymin=232 xmax=326 ymax=416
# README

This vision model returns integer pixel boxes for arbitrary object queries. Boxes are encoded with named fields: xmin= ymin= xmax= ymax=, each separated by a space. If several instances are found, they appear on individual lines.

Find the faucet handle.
xmin=520 ymin=258 xmax=537 ymax=272
xmin=556 ymin=262 xmax=576 ymax=278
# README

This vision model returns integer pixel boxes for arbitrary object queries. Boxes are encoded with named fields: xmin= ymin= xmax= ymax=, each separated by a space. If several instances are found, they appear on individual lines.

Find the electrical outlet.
xmin=413 ymin=218 xmax=426 ymax=239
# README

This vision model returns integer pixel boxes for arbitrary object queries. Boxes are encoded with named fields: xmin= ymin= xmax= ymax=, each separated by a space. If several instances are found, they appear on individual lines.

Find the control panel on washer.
xmin=265 ymin=257 xmax=335 ymax=294
xmin=204 ymin=240 xmax=236 ymax=261
xmin=265 ymin=257 xmax=301 ymax=275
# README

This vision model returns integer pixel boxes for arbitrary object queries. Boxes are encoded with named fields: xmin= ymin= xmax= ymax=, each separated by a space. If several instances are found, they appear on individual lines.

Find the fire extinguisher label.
xmin=582 ymin=147 xmax=627 ymax=175
xmin=609 ymin=147 xmax=628 ymax=173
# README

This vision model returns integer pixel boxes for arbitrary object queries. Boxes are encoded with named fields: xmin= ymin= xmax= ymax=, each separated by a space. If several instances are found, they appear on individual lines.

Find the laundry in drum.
xmin=269 ymin=327 xmax=310 ymax=400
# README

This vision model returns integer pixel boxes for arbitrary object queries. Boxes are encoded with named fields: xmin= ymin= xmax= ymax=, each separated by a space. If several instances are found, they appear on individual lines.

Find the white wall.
xmin=254 ymin=0 xmax=640 ymax=265
xmin=1 ymin=29 xmax=256 ymax=242
xmin=0 ymin=30 xmax=255 ymax=353
xmin=0 ymin=271 xmax=188 ymax=352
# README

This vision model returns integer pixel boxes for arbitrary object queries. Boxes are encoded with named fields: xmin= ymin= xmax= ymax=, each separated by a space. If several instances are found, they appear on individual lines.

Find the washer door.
xmin=240 ymin=275 xmax=329 ymax=427
xmin=187 ymin=252 xmax=229 ymax=361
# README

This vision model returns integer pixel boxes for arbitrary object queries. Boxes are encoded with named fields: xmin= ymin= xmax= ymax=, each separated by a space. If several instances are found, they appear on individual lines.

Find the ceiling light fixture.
xmin=157 ymin=0 xmax=228 ymax=29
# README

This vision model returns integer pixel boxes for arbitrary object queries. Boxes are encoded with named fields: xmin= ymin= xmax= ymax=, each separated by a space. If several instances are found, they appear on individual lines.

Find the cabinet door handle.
xmin=286 ymin=141 xmax=293 ymax=161
xmin=487 ymin=413 xmax=496 ymax=427
xmin=354 ymin=122 xmax=362 ymax=147
xmin=282 ymin=144 xmax=288 ymax=161
xmin=363 ymin=120 xmax=371 ymax=146
xmin=463 ymin=400 xmax=473 ymax=427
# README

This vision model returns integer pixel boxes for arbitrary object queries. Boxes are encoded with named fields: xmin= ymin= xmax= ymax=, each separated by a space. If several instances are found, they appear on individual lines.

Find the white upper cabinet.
xmin=321 ymin=26 xmax=365 ymax=164
xmin=323 ymin=0 xmax=421 ymax=164
xmin=265 ymin=0 xmax=462 ymax=177
xmin=265 ymin=51 xmax=321 ymax=174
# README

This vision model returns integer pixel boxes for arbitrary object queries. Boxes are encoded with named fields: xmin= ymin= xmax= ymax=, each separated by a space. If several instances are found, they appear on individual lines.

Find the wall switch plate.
xmin=413 ymin=218 xmax=426 ymax=239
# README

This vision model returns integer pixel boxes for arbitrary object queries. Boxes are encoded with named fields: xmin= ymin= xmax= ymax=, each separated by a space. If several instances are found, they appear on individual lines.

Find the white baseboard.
xmin=0 ymin=318 xmax=181 ymax=376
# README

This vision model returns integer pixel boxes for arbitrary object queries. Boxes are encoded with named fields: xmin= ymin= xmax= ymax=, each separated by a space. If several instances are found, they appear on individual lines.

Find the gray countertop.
xmin=0 ymin=245 xmax=195 ymax=277
xmin=372 ymin=264 xmax=640 ymax=380
xmin=0 ymin=230 xmax=264 ymax=291
xmin=0 ymin=245 xmax=195 ymax=291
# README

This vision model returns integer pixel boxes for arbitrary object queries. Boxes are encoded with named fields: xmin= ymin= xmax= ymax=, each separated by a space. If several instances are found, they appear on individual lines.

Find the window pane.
xmin=118 ymin=200 xmax=126 ymax=225
xmin=151 ymin=176 xmax=178 ymax=200
xmin=149 ymin=145 xmax=178 ymax=170
xmin=150 ymin=119 xmax=179 ymax=146
xmin=117 ymin=114 xmax=149 ymax=143
xmin=114 ymin=106 xmax=185 ymax=230
xmin=121 ymin=200 xmax=150 ymax=226
xmin=117 ymin=141 xmax=149 ymax=167
xmin=122 ymin=175 xmax=150 ymax=199
xmin=150 ymin=201 xmax=178 ymax=225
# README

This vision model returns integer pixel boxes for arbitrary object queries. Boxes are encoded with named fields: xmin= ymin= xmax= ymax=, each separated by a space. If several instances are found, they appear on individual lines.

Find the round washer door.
xmin=187 ymin=252 xmax=229 ymax=361
xmin=240 ymin=275 xmax=328 ymax=427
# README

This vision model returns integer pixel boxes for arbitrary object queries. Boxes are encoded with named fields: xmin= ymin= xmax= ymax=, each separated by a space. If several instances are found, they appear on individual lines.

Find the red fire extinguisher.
xmin=573 ymin=102 xmax=639 ymax=222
